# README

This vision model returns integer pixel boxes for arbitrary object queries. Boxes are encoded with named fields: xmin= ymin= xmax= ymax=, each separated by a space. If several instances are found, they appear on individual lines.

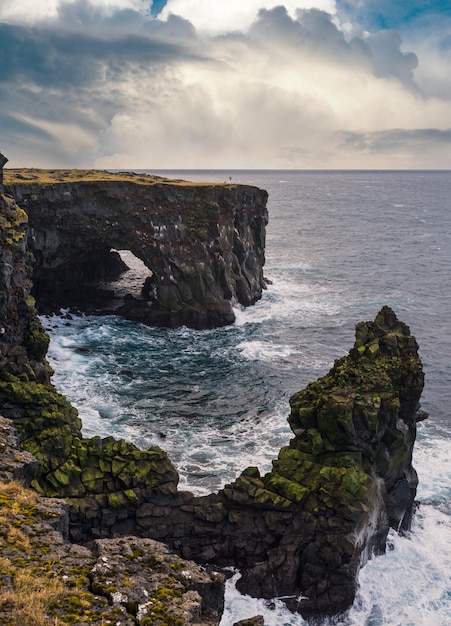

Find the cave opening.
xmin=101 ymin=249 xmax=153 ymax=302
xmin=31 ymin=247 xmax=154 ymax=316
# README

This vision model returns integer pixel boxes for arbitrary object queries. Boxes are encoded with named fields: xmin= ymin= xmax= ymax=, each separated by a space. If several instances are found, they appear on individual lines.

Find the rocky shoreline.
xmin=0 ymin=155 xmax=426 ymax=623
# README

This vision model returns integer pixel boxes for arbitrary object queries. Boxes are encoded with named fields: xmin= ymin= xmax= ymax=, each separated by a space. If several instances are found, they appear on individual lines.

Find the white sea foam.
xmin=345 ymin=506 xmax=451 ymax=626
xmin=414 ymin=423 xmax=451 ymax=509
xmin=236 ymin=340 xmax=297 ymax=361
xmin=221 ymin=505 xmax=451 ymax=626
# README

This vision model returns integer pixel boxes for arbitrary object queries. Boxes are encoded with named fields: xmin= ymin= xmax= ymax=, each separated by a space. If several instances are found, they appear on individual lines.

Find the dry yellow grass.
xmin=0 ymin=570 xmax=66 ymax=626
xmin=0 ymin=481 xmax=66 ymax=625
xmin=0 ymin=479 xmax=123 ymax=625
xmin=3 ymin=168 xmax=229 ymax=188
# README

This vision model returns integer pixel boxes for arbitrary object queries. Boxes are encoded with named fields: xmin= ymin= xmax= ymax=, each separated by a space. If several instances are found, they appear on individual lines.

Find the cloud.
xmin=93 ymin=7 xmax=451 ymax=169
xmin=340 ymin=128 xmax=451 ymax=151
xmin=338 ymin=128 xmax=451 ymax=168
xmin=160 ymin=0 xmax=336 ymax=35
xmin=0 ymin=0 xmax=150 ymax=24
xmin=0 ymin=0 xmax=450 ymax=168
xmin=365 ymin=30 xmax=418 ymax=86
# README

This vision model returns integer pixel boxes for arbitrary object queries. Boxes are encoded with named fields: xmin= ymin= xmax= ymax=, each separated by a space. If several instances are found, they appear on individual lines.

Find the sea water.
xmin=42 ymin=171 xmax=451 ymax=625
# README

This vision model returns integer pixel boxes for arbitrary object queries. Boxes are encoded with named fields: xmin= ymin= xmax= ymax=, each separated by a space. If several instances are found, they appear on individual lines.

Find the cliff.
xmin=0 ymin=165 xmax=226 ymax=623
xmin=0 ymin=156 xmax=426 ymax=620
xmin=4 ymin=169 xmax=268 ymax=329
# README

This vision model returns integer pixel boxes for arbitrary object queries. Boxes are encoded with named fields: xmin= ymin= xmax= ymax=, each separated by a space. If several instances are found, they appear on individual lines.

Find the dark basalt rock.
xmin=160 ymin=305 xmax=425 ymax=618
xmin=233 ymin=617 xmax=264 ymax=626
xmin=5 ymin=171 xmax=268 ymax=329
xmin=0 ymin=152 xmax=7 ymax=190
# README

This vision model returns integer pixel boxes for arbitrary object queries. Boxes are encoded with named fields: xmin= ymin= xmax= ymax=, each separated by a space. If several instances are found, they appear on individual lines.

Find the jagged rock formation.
xmin=0 ymin=417 xmax=225 ymax=625
xmin=1 ymin=155 xmax=426 ymax=619
xmin=149 ymin=306 xmax=424 ymax=618
xmin=5 ymin=169 xmax=268 ymax=329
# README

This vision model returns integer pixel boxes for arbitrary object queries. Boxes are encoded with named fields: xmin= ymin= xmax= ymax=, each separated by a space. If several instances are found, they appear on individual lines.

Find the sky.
xmin=0 ymin=0 xmax=450 ymax=169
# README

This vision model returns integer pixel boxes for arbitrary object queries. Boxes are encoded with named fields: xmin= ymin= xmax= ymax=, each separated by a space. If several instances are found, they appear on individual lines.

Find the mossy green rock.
xmin=229 ymin=306 xmax=425 ymax=617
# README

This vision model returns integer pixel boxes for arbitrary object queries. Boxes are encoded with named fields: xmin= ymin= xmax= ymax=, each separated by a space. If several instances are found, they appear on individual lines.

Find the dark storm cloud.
xmin=339 ymin=128 xmax=451 ymax=153
xmin=0 ymin=15 xmax=197 ymax=90
xmin=1 ymin=0 xmax=450 ymax=168
xmin=0 ymin=2 xmax=206 ymax=165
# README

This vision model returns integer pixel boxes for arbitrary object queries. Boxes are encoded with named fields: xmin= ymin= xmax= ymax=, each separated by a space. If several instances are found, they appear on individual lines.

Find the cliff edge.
xmin=4 ymin=168 xmax=268 ymax=329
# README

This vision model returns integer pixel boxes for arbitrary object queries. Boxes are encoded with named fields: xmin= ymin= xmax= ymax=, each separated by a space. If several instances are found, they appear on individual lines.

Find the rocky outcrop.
xmin=1 ymin=156 xmax=426 ymax=619
xmin=5 ymin=169 xmax=268 ymax=329
xmin=0 ymin=417 xmax=225 ymax=625
xmin=3 ymin=299 xmax=422 ymax=618
xmin=149 ymin=306 xmax=424 ymax=618
xmin=71 ymin=307 xmax=422 ymax=618
xmin=233 ymin=618 xmax=264 ymax=626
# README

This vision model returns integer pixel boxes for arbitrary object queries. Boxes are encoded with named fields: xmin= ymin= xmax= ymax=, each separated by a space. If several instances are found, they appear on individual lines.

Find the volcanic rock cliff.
xmin=0 ymin=156 xmax=426 ymax=621
xmin=5 ymin=169 xmax=268 ymax=329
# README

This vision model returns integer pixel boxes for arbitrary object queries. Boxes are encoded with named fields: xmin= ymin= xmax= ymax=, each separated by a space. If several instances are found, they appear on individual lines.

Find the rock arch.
xmin=6 ymin=171 xmax=268 ymax=329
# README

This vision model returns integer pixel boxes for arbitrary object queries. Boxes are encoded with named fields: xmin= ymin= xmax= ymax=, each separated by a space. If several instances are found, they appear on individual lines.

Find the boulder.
xmin=233 ymin=617 xmax=265 ymax=626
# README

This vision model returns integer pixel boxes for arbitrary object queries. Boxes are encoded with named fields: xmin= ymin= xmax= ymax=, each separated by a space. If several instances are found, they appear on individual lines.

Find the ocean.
xmin=42 ymin=170 xmax=451 ymax=625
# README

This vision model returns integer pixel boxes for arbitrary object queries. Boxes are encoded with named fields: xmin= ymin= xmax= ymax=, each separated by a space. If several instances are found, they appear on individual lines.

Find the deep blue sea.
xmin=43 ymin=171 xmax=451 ymax=625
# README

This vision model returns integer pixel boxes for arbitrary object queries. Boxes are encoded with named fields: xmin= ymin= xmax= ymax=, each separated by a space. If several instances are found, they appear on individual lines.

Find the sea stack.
xmin=153 ymin=305 xmax=425 ymax=617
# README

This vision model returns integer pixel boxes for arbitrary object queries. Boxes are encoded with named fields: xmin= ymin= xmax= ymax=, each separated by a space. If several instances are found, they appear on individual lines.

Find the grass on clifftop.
xmin=0 ymin=480 xmax=125 ymax=625
xmin=4 ymin=169 xmax=231 ymax=188
xmin=0 ymin=481 xmax=65 ymax=625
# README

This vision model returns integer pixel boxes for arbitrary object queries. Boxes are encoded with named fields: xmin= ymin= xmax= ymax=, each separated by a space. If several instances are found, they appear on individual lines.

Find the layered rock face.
xmin=5 ymin=170 xmax=268 ymax=329
xmin=0 ymin=163 xmax=225 ymax=624
xmin=0 ymin=160 xmax=50 ymax=387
